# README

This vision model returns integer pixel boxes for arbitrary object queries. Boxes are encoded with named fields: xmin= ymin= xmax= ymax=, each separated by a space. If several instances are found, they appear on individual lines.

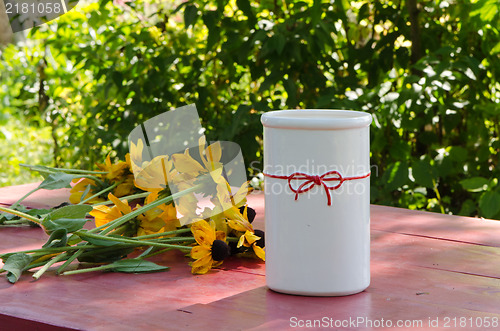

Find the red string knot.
xmin=264 ymin=170 xmax=370 ymax=206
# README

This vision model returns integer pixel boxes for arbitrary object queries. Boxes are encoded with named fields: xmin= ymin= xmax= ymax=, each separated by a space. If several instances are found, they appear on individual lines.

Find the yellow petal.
xmin=108 ymin=193 xmax=132 ymax=215
xmin=191 ymin=255 xmax=213 ymax=274
xmin=215 ymin=230 xmax=226 ymax=242
xmin=208 ymin=166 xmax=225 ymax=183
xmin=114 ymin=180 xmax=135 ymax=197
xmin=232 ymin=181 xmax=250 ymax=208
xmin=145 ymin=191 xmax=159 ymax=204
xmin=190 ymin=219 xmax=211 ymax=233
xmin=89 ymin=205 xmax=112 ymax=218
xmin=172 ymin=152 xmax=205 ymax=175
xmin=191 ymin=246 xmax=211 ymax=260
xmin=105 ymin=154 xmax=112 ymax=167
xmin=212 ymin=260 xmax=223 ymax=268
xmin=193 ymin=229 xmax=215 ymax=246
xmin=253 ymin=245 xmax=266 ymax=261
xmin=244 ymin=231 xmax=260 ymax=245
xmin=198 ymin=136 xmax=207 ymax=164
xmin=205 ymin=141 xmax=222 ymax=164
xmin=237 ymin=234 xmax=245 ymax=248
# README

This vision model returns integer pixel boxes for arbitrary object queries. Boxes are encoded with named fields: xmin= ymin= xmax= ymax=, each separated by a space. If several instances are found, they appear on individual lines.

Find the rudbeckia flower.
xmin=113 ymin=176 xmax=136 ymax=198
xmin=96 ymin=154 xmax=130 ymax=182
xmin=136 ymin=202 xmax=180 ymax=237
xmin=171 ymin=136 xmax=225 ymax=184
xmin=134 ymin=155 xmax=174 ymax=203
xmin=69 ymin=178 xmax=104 ymax=204
xmin=237 ymin=230 xmax=266 ymax=261
xmin=215 ymin=181 xmax=253 ymax=233
xmin=190 ymin=220 xmax=230 ymax=274
xmin=129 ymin=139 xmax=146 ymax=175
xmin=90 ymin=193 xmax=138 ymax=232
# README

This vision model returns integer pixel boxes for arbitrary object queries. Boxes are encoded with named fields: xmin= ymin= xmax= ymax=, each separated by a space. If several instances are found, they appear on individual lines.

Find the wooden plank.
xmin=371 ymin=230 xmax=500 ymax=279
xmin=0 ymin=248 xmax=265 ymax=330
xmin=162 ymin=262 xmax=500 ymax=330
xmin=1 ymin=186 xmax=500 ymax=330
xmin=0 ymin=182 xmax=70 ymax=209
xmin=371 ymin=204 xmax=500 ymax=247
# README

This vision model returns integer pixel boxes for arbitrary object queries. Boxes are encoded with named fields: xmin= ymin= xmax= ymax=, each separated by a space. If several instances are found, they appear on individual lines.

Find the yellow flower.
xmin=134 ymin=155 xmax=173 ymax=203
xmin=113 ymin=176 xmax=136 ymax=198
xmin=96 ymin=154 xmax=130 ymax=182
xmin=69 ymin=178 xmax=104 ymax=204
xmin=198 ymin=137 xmax=224 ymax=174
xmin=136 ymin=203 xmax=180 ymax=237
xmin=171 ymin=136 xmax=225 ymax=184
xmin=171 ymin=149 xmax=205 ymax=178
xmin=90 ymin=193 xmax=135 ymax=228
xmin=129 ymin=139 xmax=145 ymax=174
xmin=190 ymin=220 xmax=230 ymax=274
xmin=237 ymin=229 xmax=266 ymax=261
xmin=215 ymin=180 xmax=253 ymax=233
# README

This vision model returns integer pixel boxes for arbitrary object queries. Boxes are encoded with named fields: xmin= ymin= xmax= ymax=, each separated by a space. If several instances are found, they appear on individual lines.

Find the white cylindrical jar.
xmin=261 ymin=109 xmax=372 ymax=296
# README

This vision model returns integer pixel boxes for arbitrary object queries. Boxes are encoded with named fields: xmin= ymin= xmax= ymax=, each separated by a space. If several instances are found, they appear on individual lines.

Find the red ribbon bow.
xmin=264 ymin=170 xmax=370 ymax=206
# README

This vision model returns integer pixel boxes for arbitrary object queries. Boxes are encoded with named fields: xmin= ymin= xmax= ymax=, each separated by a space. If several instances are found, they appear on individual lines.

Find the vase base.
xmin=266 ymin=284 xmax=369 ymax=297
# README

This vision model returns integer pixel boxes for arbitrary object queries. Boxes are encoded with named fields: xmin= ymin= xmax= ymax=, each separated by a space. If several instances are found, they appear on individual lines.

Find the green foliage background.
xmin=1 ymin=0 xmax=500 ymax=218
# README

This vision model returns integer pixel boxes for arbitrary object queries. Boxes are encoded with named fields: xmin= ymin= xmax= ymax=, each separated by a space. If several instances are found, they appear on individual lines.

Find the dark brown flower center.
xmin=239 ymin=206 xmax=256 ymax=223
xmin=211 ymin=240 xmax=230 ymax=261
xmin=254 ymin=229 xmax=265 ymax=248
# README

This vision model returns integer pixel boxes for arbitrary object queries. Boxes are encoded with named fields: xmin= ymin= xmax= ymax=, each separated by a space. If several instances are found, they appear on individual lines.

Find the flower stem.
xmin=89 ymin=184 xmax=201 ymax=235
xmin=2 ymin=220 xmax=32 ymax=225
xmin=20 ymin=164 xmax=109 ymax=175
xmin=134 ymin=228 xmax=192 ymax=240
xmin=0 ymin=206 xmax=41 ymax=224
xmin=91 ymin=192 xmax=150 ymax=206
xmin=78 ymin=181 xmax=120 ymax=205
xmin=140 ymin=247 xmax=174 ymax=259
xmin=0 ymin=244 xmax=101 ymax=257
xmin=32 ymin=253 xmax=68 ymax=280
xmin=62 ymin=264 xmax=115 ymax=276
xmin=75 ymin=231 xmax=192 ymax=250
xmin=57 ymin=249 xmax=84 ymax=274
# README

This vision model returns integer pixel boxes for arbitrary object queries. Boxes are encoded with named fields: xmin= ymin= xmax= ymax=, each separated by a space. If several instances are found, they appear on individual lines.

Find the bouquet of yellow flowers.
xmin=0 ymin=134 xmax=265 ymax=283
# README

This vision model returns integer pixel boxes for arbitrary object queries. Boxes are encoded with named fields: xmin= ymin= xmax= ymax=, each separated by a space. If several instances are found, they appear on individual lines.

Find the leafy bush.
xmin=0 ymin=0 xmax=499 ymax=218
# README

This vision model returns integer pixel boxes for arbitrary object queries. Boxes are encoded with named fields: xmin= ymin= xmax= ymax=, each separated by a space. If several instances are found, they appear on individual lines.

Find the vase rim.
xmin=261 ymin=109 xmax=372 ymax=130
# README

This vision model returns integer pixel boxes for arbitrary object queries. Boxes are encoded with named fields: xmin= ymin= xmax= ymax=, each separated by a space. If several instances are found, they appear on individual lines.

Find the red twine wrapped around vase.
xmin=263 ymin=170 xmax=370 ymax=206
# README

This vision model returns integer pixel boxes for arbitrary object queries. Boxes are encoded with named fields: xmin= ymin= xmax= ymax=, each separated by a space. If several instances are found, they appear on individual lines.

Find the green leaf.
xmin=184 ymin=4 xmax=198 ymax=28
xmin=412 ymin=159 xmax=435 ymax=188
xmin=459 ymin=177 xmax=489 ymax=192
xmin=26 ymin=208 xmax=52 ymax=218
xmin=491 ymin=41 xmax=500 ymax=54
xmin=80 ymin=184 xmax=92 ymax=203
xmin=21 ymin=164 xmax=57 ymax=175
xmin=48 ymin=204 xmax=93 ymax=220
xmin=382 ymin=161 xmax=409 ymax=191
xmin=236 ymin=0 xmax=256 ymax=25
xmin=479 ymin=191 xmax=500 ymax=219
xmin=110 ymin=259 xmax=169 ymax=273
xmin=471 ymin=0 xmax=499 ymax=21
xmin=271 ymin=34 xmax=286 ymax=55
xmin=202 ymin=11 xmax=221 ymax=50
xmin=2 ymin=253 xmax=33 ymax=283
xmin=78 ymin=232 xmax=122 ymax=246
xmin=42 ymin=228 xmax=68 ymax=248
xmin=42 ymin=218 xmax=88 ymax=234
xmin=77 ymin=246 xmax=135 ymax=263
xmin=38 ymin=173 xmax=82 ymax=190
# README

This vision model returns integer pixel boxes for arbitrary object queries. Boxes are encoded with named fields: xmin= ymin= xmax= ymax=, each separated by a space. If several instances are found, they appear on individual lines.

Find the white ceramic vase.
xmin=261 ymin=109 xmax=372 ymax=296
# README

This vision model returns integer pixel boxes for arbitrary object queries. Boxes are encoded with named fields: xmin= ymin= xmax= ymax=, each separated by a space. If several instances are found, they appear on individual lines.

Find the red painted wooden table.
xmin=1 ymin=183 xmax=500 ymax=330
